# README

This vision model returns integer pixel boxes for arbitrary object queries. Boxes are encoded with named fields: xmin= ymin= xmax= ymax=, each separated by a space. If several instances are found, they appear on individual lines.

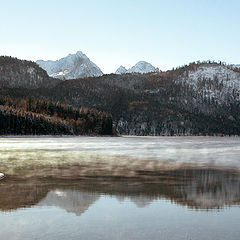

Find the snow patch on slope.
xmin=232 ymin=64 xmax=240 ymax=69
xmin=179 ymin=64 xmax=240 ymax=103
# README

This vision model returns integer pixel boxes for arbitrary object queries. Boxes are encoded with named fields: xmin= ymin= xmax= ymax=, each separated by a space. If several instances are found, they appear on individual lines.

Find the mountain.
xmin=0 ymin=56 xmax=59 ymax=89
xmin=1 ymin=57 xmax=240 ymax=136
xmin=36 ymin=51 xmax=103 ymax=79
xmin=115 ymin=61 xmax=159 ymax=74
xmin=127 ymin=61 xmax=159 ymax=74
xmin=115 ymin=65 xmax=127 ymax=74
xmin=42 ymin=61 xmax=240 ymax=135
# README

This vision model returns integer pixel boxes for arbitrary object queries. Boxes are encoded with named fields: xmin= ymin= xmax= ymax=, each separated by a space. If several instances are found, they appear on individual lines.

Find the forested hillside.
xmin=0 ymin=56 xmax=60 ymax=88
xmin=1 ymin=56 xmax=240 ymax=136
xmin=0 ymin=96 xmax=113 ymax=135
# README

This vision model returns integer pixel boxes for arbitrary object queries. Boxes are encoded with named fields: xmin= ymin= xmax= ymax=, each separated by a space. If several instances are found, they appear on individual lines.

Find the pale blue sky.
xmin=1 ymin=0 xmax=239 ymax=73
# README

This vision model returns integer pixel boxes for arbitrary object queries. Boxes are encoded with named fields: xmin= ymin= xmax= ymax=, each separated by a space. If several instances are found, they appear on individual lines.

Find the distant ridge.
xmin=115 ymin=61 xmax=159 ymax=74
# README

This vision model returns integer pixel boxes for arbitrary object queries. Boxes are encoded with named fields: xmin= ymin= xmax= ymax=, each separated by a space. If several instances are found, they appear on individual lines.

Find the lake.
xmin=0 ymin=136 xmax=240 ymax=240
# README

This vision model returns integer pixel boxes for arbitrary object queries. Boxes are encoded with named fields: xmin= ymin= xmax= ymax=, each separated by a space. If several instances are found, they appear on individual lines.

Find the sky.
xmin=0 ymin=0 xmax=240 ymax=73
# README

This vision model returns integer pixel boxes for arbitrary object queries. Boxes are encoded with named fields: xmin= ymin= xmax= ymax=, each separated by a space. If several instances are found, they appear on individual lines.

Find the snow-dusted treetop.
xmin=36 ymin=51 xmax=103 ymax=80
xmin=232 ymin=64 xmax=240 ymax=69
xmin=177 ymin=63 xmax=240 ymax=105
xmin=115 ymin=61 xmax=160 ymax=74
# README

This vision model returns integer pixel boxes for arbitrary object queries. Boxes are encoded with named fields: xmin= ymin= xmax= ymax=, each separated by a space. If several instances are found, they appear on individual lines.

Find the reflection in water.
xmin=38 ymin=189 xmax=100 ymax=216
xmin=1 ymin=137 xmax=240 ymax=240
xmin=1 ymin=168 xmax=240 ymax=213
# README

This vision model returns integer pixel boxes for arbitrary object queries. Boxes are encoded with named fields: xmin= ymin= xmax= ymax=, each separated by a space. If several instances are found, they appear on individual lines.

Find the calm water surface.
xmin=0 ymin=136 xmax=240 ymax=240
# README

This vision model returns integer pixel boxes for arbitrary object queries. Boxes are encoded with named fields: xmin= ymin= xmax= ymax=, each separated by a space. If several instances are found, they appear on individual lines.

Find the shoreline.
xmin=0 ymin=134 xmax=240 ymax=138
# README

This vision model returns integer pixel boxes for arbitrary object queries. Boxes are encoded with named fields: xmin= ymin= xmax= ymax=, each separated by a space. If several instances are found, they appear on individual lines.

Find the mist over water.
xmin=1 ymin=136 xmax=240 ymax=174
xmin=1 ymin=136 xmax=240 ymax=240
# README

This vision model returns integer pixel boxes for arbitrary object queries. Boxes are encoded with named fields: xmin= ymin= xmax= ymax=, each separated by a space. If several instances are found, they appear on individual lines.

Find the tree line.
xmin=0 ymin=96 xmax=113 ymax=135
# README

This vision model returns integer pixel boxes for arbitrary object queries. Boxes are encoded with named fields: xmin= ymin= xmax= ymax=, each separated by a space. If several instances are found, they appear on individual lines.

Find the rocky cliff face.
xmin=36 ymin=51 xmax=103 ymax=79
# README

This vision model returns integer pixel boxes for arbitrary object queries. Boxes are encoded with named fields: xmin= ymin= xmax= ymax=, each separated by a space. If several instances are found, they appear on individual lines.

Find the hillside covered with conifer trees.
xmin=1 ymin=56 xmax=240 ymax=136
xmin=0 ymin=96 xmax=113 ymax=135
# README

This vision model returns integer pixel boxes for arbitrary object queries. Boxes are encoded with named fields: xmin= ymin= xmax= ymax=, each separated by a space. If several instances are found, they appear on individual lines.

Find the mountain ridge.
xmin=1 ymin=56 xmax=240 ymax=136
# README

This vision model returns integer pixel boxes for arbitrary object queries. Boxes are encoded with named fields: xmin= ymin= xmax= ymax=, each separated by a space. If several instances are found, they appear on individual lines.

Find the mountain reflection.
xmin=1 ymin=168 xmax=240 ymax=214
xmin=38 ymin=189 xmax=100 ymax=216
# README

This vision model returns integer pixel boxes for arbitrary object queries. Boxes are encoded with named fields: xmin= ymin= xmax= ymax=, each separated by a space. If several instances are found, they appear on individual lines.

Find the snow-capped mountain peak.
xmin=36 ymin=51 xmax=103 ymax=80
xmin=115 ymin=61 xmax=159 ymax=74
xmin=128 ymin=61 xmax=158 ymax=74
xmin=115 ymin=65 xmax=127 ymax=74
